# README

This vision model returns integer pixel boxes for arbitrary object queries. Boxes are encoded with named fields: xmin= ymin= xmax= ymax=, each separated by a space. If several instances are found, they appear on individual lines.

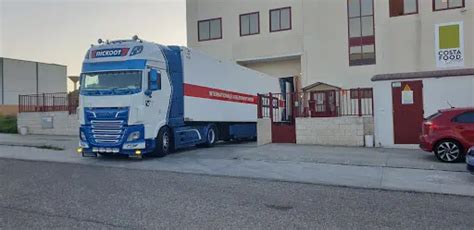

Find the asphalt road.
xmin=1 ymin=158 xmax=474 ymax=229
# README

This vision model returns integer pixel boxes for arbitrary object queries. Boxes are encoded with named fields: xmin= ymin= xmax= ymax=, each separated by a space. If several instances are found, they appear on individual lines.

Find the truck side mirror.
xmin=148 ymin=69 xmax=161 ymax=91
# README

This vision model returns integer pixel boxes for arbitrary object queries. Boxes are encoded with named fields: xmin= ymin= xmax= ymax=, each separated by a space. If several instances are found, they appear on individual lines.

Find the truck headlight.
xmin=127 ymin=131 xmax=141 ymax=142
xmin=80 ymin=131 xmax=87 ymax=141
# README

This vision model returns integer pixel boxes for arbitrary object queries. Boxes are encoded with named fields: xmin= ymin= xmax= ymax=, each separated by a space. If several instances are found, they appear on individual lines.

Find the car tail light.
xmin=423 ymin=121 xmax=438 ymax=135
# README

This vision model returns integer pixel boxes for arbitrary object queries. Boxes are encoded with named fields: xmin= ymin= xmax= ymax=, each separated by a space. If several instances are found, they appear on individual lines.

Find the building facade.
xmin=0 ymin=58 xmax=67 ymax=116
xmin=186 ymin=0 xmax=474 ymax=91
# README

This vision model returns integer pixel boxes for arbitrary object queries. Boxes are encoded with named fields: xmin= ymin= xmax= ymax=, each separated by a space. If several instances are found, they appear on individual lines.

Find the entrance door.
xmin=310 ymin=90 xmax=337 ymax=117
xmin=271 ymin=77 xmax=296 ymax=143
xmin=392 ymin=81 xmax=424 ymax=144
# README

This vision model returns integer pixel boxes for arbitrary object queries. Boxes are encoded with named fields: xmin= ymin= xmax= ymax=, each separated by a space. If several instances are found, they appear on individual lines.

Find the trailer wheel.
xmin=154 ymin=126 xmax=172 ymax=157
xmin=202 ymin=126 xmax=218 ymax=147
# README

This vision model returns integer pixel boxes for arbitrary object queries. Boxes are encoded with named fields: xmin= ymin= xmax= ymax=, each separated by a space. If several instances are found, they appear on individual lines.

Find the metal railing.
xmin=19 ymin=92 xmax=79 ymax=114
xmin=258 ymin=88 xmax=373 ymax=121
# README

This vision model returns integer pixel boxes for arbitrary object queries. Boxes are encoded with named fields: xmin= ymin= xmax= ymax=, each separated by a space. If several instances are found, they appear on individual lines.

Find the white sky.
xmin=0 ymin=0 xmax=186 ymax=90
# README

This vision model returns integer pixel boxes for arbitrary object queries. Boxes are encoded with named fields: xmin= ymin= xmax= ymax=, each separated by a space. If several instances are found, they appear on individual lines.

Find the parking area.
xmin=0 ymin=133 xmax=473 ymax=196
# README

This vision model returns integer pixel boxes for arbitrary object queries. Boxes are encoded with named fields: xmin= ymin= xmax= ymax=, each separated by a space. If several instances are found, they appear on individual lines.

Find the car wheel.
xmin=203 ymin=126 xmax=218 ymax=147
xmin=434 ymin=140 xmax=463 ymax=163
xmin=154 ymin=126 xmax=172 ymax=157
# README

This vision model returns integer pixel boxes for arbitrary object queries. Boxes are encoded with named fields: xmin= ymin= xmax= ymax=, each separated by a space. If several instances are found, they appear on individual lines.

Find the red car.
xmin=419 ymin=107 xmax=474 ymax=162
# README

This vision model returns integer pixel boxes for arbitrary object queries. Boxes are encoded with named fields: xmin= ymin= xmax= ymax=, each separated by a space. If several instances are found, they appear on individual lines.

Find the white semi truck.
xmin=77 ymin=37 xmax=280 ymax=158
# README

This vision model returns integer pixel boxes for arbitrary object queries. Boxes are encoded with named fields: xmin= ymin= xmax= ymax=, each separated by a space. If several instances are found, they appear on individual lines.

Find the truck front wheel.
xmin=154 ymin=126 xmax=172 ymax=157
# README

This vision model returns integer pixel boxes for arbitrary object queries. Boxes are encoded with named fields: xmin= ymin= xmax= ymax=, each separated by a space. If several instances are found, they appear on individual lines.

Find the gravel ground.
xmin=1 ymin=158 xmax=474 ymax=229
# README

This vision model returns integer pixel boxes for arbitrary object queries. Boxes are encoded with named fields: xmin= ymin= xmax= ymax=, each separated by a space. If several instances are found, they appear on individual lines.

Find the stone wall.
xmin=257 ymin=118 xmax=272 ymax=146
xmin=296 ymin=116 xmax=374 ymax=146
xmin=17 ymin=111 xmax=79 ymax=136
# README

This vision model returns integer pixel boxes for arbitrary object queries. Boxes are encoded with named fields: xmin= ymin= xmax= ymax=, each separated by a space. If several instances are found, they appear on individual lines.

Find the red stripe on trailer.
xmin=184 ymin=84 xmax=258 ymax=104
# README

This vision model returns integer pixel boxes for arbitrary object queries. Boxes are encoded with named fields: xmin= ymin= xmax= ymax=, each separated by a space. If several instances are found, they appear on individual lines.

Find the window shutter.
xmin=389 ymin=0 xmax=404 ymax=17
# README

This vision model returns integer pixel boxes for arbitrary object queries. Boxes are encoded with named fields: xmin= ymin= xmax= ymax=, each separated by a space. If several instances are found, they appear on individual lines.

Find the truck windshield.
xmin=80 ymin=71 xmax=142 ymax=95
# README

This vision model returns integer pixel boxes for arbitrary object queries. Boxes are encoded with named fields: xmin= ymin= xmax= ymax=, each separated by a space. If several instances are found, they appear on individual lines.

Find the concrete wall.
xmin=187 ymin=0 xmax=302 ymax=62
xmin=241 ymin=58 xmax=301 ymax=79
xmin=257 ymin=118 xmax=272 ymax=146
xmin=17 ymin=111 xmax=79 ymax=136
xmin=296 ymin=116 xmax=374 ymax=147
xmin=187 ymin=0 xmax=474 ymax=89
xmin=301 ymin=0 xmax=376 ymax=89
xmin=374 ymin=75 xmax=474 ymax=148
xmin=375 ymin=0 xmax=474 ymax=74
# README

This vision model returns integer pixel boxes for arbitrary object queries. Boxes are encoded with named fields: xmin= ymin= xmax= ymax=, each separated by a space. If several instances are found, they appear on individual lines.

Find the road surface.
xmin=1 ymin=158 xmax=473 ymax=229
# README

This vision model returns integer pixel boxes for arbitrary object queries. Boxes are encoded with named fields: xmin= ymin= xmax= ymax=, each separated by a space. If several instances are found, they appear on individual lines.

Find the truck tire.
xmin=201 ymin=125 xmax=218 ymax=147
xmin=154 ymin=126 xmax=172 ymax=157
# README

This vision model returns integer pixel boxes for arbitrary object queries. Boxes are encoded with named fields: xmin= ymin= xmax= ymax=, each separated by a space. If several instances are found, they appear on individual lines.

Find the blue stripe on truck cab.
xmin=159 ymin=45 xmax=184 ymax=127
xmin=82 ymin=59 xmax=147 ymax=73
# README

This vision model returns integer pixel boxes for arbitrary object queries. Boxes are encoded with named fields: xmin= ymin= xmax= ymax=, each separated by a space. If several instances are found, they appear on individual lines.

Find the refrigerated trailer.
xmin=77 ymin=37 xmax=280 ymax=158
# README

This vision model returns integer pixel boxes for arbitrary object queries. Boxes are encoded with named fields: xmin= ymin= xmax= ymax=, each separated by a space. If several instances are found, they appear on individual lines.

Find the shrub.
xmin=0 ymin=115 xmax=18 ymax=133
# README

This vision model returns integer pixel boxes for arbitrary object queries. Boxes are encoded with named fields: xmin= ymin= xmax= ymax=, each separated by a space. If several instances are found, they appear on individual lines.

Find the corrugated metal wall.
xmin=0 ymin=58 xmax=66 ymax=105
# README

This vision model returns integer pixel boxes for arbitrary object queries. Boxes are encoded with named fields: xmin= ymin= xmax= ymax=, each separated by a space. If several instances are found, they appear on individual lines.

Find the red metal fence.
xmin=19 ymin=92 xmax=79 ymax=114
xmin=258 ymin=88 xmax=373 ymax=120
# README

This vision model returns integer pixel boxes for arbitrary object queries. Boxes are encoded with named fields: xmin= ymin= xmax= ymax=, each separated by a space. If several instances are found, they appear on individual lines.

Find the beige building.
xmin=186 ymin=0 xmax=474 ymax=91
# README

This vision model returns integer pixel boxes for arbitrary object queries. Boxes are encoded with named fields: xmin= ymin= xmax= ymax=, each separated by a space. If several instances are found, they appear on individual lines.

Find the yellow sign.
xmin=436 ymin=22 xmax=464 ymax=68
xmin=402 ymin=84 xmax=414 ymax=105
xmin=403 ymin=85 xmax=411 ymax=91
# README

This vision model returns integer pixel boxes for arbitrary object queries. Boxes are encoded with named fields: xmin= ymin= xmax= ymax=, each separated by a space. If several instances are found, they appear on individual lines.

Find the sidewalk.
xmin=0 ymin=134 xmax=472 ymax=196
xmin=0 ymin=133 xmax=77 ymax=150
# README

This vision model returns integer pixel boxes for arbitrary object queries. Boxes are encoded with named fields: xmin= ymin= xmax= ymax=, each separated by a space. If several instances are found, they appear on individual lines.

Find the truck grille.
xmin=91 ymin=120 xmax=124 ymax=143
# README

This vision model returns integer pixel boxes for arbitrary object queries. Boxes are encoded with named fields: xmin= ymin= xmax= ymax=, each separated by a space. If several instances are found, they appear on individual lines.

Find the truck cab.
xmin=78 ymin=38 xmax=179 ymax=158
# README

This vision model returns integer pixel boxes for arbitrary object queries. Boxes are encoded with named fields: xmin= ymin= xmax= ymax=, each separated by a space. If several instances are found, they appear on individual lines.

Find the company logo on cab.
xmin=91 ymin=48 xmax=130 ymax=58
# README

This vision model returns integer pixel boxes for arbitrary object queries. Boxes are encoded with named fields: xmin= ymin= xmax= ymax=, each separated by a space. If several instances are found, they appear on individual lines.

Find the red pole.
xmin=257 ymin=94 xmax=262 ymax=119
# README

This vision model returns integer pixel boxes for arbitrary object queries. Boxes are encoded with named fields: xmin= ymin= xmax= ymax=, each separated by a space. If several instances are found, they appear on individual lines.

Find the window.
xmin=81 ymin=71 xmax=142 ymax=91
xmin=434 ymin=0 xmax=465 ymax=11
xmin=390 ymin=0 xmax=418 ymax=17
xmin=270 ymin=7 xmax=291 ymax=32
xmin=453 ymin=112 xmax=474 ymax=123
xmin=350 ymin=88 xmax=373 ymax=99
xmin=198 ymin=18 xmax=222 ymax=41
xmin=240 ymin=12 xmax=260 ymax=36
xmin=348 ymin=0 xmax=376 ymax=66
